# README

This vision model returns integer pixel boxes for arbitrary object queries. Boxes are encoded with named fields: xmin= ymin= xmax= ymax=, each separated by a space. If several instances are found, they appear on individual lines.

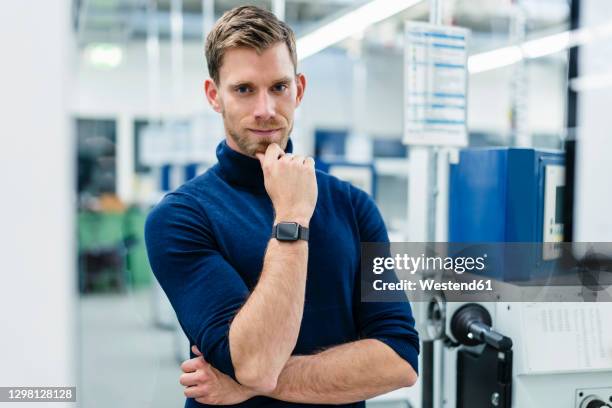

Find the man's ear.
xmin=295 ymin=73 xmax=306 ymax=107
xmin=204 ymin=78 xmax=222 ymax=113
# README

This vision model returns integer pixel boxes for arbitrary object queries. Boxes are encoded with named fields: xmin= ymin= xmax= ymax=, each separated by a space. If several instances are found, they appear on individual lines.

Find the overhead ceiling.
xmin=74 ymin=0 xmax=571 ymax=50
xmin=74 ymin=0 xmax=365 ymax=45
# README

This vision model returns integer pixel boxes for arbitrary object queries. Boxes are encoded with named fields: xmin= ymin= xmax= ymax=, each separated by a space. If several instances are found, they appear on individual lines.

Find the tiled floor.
xmin=78 ymin=287 xmax=419 ymax=408
xmin=78 ymin=288 xmax=186 ymax=408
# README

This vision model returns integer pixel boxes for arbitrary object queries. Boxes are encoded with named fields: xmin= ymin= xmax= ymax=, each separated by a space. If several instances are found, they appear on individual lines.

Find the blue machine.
xmin=314 ymin=129 xmax=348 ymax=159
xmin=160 ymin=163 xmax=207 ymax=192
xmin=448 ymin=148 xmax=565 ymax=281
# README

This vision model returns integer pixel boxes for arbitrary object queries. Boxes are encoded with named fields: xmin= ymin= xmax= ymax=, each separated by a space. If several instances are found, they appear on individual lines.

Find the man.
xmin=144 ymin=5 xmax=419 ymax=408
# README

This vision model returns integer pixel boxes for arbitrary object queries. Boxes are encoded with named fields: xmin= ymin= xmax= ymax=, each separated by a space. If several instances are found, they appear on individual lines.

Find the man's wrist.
xmin=273 ymin=216 xmax=310 ymax=228
xmin=241 ymin=386 xmax=260 ymax=400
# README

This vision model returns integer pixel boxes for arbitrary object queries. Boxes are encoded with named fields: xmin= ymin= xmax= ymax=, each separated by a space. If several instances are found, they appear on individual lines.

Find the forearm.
xmin=229 ymin=238 xmax=308 ymax=391
xmin=265 ymin=339 xmax=418 ymax=404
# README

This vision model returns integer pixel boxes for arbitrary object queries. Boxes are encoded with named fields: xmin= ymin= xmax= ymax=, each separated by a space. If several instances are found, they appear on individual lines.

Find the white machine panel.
xmin=542 ymin=164 xmax=565 ymax=260
xmin=520 ymin=303 xmax=612 ymax=374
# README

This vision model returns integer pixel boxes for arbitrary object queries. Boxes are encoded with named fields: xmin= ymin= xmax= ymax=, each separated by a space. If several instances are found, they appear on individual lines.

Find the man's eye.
xmin=236 ymin=86 xmax=251 ymax=94
xmin=273 ymin=84 xmax=288 ymax=92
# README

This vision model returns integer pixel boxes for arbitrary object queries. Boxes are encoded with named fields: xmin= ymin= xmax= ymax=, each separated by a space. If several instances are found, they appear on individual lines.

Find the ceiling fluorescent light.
xmin=468 ymin=45 xmax=522 ymax=74
xmin=85 ymin=43 xmax=123 ymax=69
xmin=297 ymin=0 xmax=424 ymax=61
xmin=469 ymin=19 xmax=612 ymax=74
xmin=570 ymin=72 xmax=612 ymax=92
xmin=521 ymin=30 xmax=570 ymax=59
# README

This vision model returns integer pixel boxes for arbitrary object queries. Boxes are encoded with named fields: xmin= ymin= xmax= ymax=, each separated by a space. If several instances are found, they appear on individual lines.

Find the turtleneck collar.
xmin=215 ymin=138 xmax=293 ymax=192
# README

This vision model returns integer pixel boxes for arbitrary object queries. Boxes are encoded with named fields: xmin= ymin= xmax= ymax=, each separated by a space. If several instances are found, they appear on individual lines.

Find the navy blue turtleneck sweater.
xmin=144 ymin=140 xmax=419 ymax=408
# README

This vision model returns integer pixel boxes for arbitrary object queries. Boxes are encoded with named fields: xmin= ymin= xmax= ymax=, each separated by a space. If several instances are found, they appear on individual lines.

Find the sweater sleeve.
xmin=144 ymin=192 xmax=248 ymax=380
xmin=349 ymin=185 xmax=420 ymax=375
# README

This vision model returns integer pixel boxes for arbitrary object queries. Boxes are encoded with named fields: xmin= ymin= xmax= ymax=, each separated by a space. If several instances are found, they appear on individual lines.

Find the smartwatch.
xmin=271 ymin=222 xmax=309 ymax=242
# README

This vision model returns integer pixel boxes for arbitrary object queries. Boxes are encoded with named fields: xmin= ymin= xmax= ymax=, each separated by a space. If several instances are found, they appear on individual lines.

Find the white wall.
xmin=300 ymin=49 xmax=406 ymax=137
xmin=468 ymin=61 xmax=567 ymax=135
xmin=73 ymin=42 xmax=208 ymax=117
xmin=0 ymin=0 xmax=76 ymax=403
xmin=574 ymin=0 xmax=612 ymax=241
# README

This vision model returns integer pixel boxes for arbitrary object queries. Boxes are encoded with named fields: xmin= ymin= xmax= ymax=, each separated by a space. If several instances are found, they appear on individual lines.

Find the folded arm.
xmin=228 ymin=238 xmax=308 ymax=392
xmin=266 ymin=338 xmax=417 ymax=404
xmin=185 ymin=336 xmax=417 ymax=405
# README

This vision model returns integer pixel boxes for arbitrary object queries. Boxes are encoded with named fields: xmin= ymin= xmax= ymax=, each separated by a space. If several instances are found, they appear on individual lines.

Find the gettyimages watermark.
xmin=361 ymin=242 xmax=612 ymax=302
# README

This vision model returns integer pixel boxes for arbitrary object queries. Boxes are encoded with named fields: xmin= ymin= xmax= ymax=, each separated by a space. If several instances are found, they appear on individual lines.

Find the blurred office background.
xmin=2 ymin=0 xmax=611 ymax=407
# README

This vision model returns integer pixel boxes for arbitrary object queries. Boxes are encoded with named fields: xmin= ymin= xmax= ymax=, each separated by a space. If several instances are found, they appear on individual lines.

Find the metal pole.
xmin=564 ymin=0 xmax=581 ymax=243
xmin=422 ymin=341 xmax=435 ymax=408
xmin=423 ymin=5 xmax=442 ymax=408
xmin=509 ymin=1 xmax=529 ymax=147
xmin=146 ymin=0 xmax=161 ymax=121
xmin=202 ymin=0 xmax=214 ymax=41
xmin=427 ymin=0 xmax=443 ymax=244
xmin=170 ymin=0 xmax=184 ymax=108
xmin=429 ymin=0 xmax=443 ymax=25
xmin=272 ymin=0 xmax=286 ymax=21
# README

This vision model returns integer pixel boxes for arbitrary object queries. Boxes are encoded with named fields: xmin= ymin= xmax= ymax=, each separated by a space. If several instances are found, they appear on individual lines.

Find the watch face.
xmin=276 ymin=222 xmax=300 ymax=241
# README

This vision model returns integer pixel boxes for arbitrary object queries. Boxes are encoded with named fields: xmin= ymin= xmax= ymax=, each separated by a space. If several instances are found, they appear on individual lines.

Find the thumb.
xmin=191 ymin=345 xmax=202 ymax=356
xmin=255 ymin=153 xmax=265 ymax=166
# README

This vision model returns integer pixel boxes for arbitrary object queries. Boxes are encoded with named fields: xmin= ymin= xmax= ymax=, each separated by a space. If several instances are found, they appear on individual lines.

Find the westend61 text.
xmin=373 ymin=279 xmax=493 ymax=292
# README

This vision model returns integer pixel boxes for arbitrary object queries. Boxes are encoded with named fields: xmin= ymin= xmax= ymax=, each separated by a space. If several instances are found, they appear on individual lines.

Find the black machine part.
xmin=580 ymin=395 xmax=612 ymax=408
xmin=453 ymin=304 xmax=514 ymax=408
xmin=451 ymin=303 xmax=513 ymax=351
xmin=456 ymin=344 xmax=513 ymax=408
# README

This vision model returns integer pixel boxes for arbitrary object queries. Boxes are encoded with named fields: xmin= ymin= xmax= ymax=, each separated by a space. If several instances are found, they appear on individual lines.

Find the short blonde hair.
xmin=205 ymin=5 xmax=298 ymax=84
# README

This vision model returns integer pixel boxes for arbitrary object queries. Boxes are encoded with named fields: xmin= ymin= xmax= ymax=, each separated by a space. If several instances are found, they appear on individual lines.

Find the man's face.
xmin=204 ymin=43 xmax=306 ymax=157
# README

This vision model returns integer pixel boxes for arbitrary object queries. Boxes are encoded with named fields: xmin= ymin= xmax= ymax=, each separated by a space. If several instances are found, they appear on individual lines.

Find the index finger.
xmin=263 ymin=143 xmax=284 ymax=165
xmin=304 ymin=156 xmax=315 ymax=168
xmin=180 ymin=356 xmax=204 ymax=373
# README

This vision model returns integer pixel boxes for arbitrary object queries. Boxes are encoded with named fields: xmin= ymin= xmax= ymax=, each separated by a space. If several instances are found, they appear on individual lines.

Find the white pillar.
xmin=273 ymin=0 xmax=286 ymax=21
xmin=117 ymin=113 xmax=135 ymax=203
xmin=0 ymin=0 xmax=76 ymax=403
xmin=407 ymin=147 xmax=430 ymax=241
xmin=575 ymin=0 xmax=612 ymax=241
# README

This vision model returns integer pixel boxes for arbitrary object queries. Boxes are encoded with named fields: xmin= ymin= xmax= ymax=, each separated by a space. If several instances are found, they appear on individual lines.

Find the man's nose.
xmin=253 ymin=91 xmax=275 ymax=121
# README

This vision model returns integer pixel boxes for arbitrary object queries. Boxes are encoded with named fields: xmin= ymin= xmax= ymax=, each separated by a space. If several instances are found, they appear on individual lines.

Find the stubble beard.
xmin=224 ymin=114 xmax=293 ymax=157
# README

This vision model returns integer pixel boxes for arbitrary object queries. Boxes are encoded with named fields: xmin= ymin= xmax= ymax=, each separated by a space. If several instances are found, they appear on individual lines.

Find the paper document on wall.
xmin=404 ymin=22 xmax=469 ymax=147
